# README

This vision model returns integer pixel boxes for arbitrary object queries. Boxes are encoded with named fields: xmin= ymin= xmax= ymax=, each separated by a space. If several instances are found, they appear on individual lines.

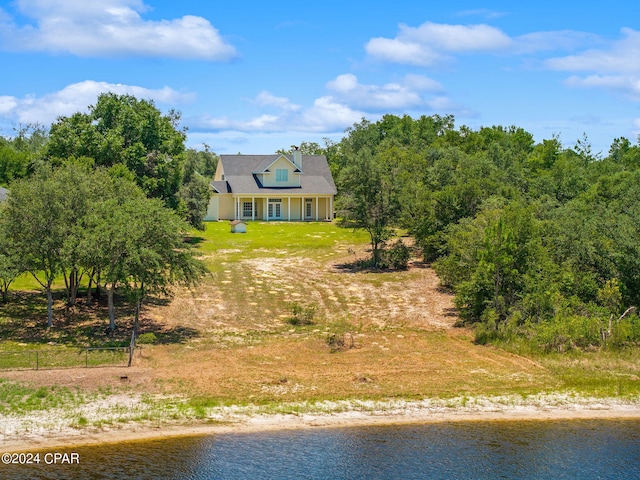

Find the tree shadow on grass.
xmin=333 ymin=257 xmax=414 ymax=274
xmin=136 ymin=317 xmax=199 ymax=345
xmin=333 ymin=258 xmax=378 ymax=273
xmin=0 ymin=290 xmax=199 ymax=348
xmin=184 ymin=235 xmax=206 ymax=246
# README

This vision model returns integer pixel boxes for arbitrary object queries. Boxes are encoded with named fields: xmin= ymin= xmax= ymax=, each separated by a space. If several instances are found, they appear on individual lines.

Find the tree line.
xmin=328 ymin=115 xmax=640 ymax=351
xmin=0 ymin=164 xmax=205 ymax=330
xmin=0 ymin=94 xmax=212 ymax=330
xmin=0 ymin=93 xmax=218 ymax=230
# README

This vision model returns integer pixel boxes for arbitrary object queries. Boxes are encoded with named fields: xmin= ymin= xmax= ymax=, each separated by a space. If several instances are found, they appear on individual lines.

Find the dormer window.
xmin=276 ymin=169 xmax=288 ymax=182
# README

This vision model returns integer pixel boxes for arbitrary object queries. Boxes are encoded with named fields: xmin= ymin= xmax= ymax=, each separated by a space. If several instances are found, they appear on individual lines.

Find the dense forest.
xmin=1 ymin=96 xmax=639 ymax=351
xmin=328 ymin=115 xmax=640 ymax=351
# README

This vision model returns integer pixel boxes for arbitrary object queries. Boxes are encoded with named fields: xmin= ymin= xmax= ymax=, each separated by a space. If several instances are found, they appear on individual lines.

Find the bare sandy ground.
xmin=2 ymin=394 xmax=640 ymax=452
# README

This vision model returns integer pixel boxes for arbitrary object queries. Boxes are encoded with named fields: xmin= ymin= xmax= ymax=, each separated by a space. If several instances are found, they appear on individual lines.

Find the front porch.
xmin=233 ymin=196 xmax=334 ymax=221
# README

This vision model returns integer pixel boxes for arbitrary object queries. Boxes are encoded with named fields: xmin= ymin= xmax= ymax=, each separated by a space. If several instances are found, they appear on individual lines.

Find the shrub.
xmin=325 ymin=332 xmax=355 ymax=352
xmin=609 ymin=314 xmax=640 ymax=348
xmin=137 ymin=332 xmax=158 ymax=345
xmin=287 ymin=302 xmax=316 ymax=325
xmin=534 ymin=315 xmax=602 ymax=352
xmin=380 ymin=239 xmax=411 ymax=270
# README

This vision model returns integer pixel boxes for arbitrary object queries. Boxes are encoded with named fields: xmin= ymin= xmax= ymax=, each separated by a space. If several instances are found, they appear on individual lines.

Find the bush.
xmin=325 ymin=332 xmax=355 ymax=352
xmin=137 ymin=332 xmax=158 ymax=345
xmin=380 ymin=239 xmax=411 ymax=270
xmin=533 ymin=315 xmax=602 ymax=352
xmin=609 ymin=314 xmax=640 ymax=348
xmin=474 ymin=308 xmax=499 ymax=345
xmin=287 ymin=302 xmax=316 ymax=325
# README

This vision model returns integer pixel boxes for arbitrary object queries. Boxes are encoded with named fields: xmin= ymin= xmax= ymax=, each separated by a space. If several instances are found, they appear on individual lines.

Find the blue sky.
xmin=1 ymin=0 xmax=639 ymax=155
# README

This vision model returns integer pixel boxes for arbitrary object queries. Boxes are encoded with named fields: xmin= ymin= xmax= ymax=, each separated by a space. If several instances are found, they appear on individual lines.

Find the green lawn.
xmin=194 ymin=221 xmax=371 ymax=270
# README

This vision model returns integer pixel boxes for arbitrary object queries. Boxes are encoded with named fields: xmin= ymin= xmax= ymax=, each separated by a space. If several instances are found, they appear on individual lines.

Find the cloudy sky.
xmin=1 ymin=0 xmax=639 ymax=154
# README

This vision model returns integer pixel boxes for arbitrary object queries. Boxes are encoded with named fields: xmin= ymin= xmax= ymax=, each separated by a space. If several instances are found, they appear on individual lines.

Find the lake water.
xmin=3 ymin=419 xmax=640 ymax=479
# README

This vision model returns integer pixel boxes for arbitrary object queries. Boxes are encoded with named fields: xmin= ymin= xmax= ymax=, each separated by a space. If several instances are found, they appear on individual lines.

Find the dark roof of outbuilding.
xmin=212 ymin=154 xmax=337 ymax=196
xmin=0 ymin=187 xmax=8 ymax=202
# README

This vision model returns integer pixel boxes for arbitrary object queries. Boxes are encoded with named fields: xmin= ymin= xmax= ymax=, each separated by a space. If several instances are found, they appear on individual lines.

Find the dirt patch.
xmin=154 ymin=251 xmax=457 ymax=337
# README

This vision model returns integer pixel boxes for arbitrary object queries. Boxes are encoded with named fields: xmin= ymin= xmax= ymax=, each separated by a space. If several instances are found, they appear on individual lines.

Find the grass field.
xmin=1 ymin=221 xmax=639 ymax=424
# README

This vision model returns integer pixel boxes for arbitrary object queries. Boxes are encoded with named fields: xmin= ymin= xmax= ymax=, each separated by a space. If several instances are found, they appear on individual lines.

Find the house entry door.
xmin=268 ymin=199 xmax=282 ymax=219
xmin=305 ymin=199 xmax=313 ymax=219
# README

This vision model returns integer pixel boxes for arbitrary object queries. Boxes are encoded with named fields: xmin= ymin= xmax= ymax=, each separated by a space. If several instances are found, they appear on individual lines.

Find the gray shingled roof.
xmin=0 ymin=187 xmax=8 ymax=202
xmin=210 ymin=181 xmax=230 ymax=193
xmin=214 ymin=154 xmax=337 ymax=195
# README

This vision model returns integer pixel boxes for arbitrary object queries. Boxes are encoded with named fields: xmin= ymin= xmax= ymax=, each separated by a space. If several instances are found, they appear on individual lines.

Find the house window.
xmin=305 ymin=199 xmax=312 ymax=218
xmin=276 ymin=169 xmax=288 ymax=182
xmin=242 ymin=202 xmax=253 ymax=217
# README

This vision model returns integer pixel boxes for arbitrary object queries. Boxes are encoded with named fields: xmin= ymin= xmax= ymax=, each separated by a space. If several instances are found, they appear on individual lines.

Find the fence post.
xmin=128 ymin=331 xmax=136 ymax=367
xmin=85 ymin=349 xmax=88 ymax=368
xmin=35 ymin=351 xmax=39 ymax=371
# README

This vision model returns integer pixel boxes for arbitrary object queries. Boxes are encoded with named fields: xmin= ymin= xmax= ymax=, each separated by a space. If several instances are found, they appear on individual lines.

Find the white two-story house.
xmin=205 ymin=149 xmax=337 ymax=222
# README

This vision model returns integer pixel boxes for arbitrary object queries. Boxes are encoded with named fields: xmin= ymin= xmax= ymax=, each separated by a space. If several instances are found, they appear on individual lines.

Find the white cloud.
xmin=514 ymin=31 xmax=602 ymax=55
xmin=545 ymin=27 xmax=640 ymax=73
xmin=403 ymin=74 xmax=444 ymax=91
xmin=193 ymin=93 xmax=363 ymax=134
xmin=190 ymin=74 xmax=453 ymax=135
xmin=0 ymin=96 xmax=19 ymax=115
xmin=326 ymin=73 xmax=442 ymax=111
xmin=0 ymin=0 xmax=236 ymax=60
xmin=402 ymin=22 xmax=512 ymax=52
xmin=365 ymin=37 xmax=443 ymax=67
xmin=565 ymin=75 xmax=640 ymax=101
xmin=195 ymin=113 xmax=284 ymax=133
xmin=0 ymin=81 xmax=194 ymax=126
xmin=542 ymin=28 xmax=640 ymax=102
xmin=365 ymin=21 xmax=597 ymax=66
xmin=366 ymin=21 xmax=512 ymax=66
xmin=301 ymin=96 xmax=365 ymax=132
xmin=253 ymin=92 xmax=301 ymax=112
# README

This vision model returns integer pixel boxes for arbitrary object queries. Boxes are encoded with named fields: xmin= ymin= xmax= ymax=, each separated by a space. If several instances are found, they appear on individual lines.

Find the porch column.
xmin=252 ymin=197 xmax=255 ymax=221
xmin=329 ymin=196 xmax=333 ymax=221
xmin=287 ymin=197 xmax=291 ymax=221
xmin=315 ymin=196 xmax=319 ymax=221
xmin=301 ymin=198 xmax=304 ymax=220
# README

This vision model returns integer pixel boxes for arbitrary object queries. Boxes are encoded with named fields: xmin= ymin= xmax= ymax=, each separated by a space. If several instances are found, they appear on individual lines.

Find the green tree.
xmin=120 ymin=198 xmax=207 ymax=333
xmin=3 ymin=168 xmax=66 ymax=326
xmin=178 ymin=173 xmax=211 ymax=231
xmin=46 ymin=93 xmax=186 ymax=209
xmin=81 ymin=189 xmax=205 ymax=331
xmin=0 ymin=142 xmax=30 ymax=185
xmin=435 ymin=199 xmax=542 ymax=323
xmin=0 ymin=218 xmax=24 ymax=303
xmin=185 ymin=145 xmax=218 ymax=179
xmin=337 ymin=147 xmax=401 ymax=267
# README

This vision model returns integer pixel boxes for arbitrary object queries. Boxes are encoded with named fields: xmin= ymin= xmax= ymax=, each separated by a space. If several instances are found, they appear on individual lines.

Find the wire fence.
xmin=0 ymin=347 xmax=132 ymax=370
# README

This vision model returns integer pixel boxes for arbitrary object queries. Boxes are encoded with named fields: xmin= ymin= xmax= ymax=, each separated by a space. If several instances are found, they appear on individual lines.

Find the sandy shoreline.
xmin=3 ymin=394 xmax=640 ymax=452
